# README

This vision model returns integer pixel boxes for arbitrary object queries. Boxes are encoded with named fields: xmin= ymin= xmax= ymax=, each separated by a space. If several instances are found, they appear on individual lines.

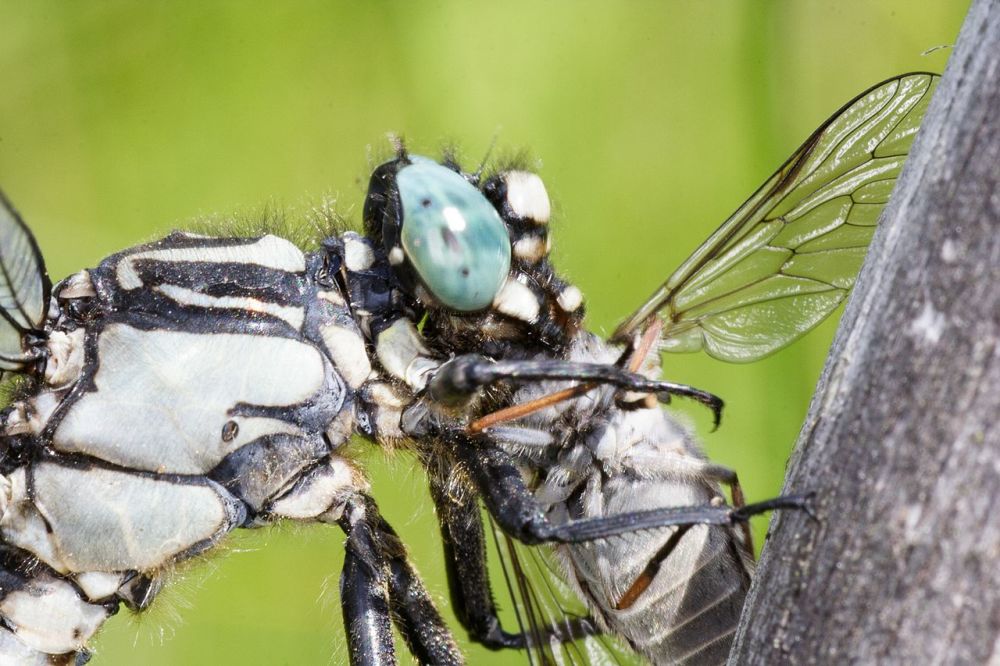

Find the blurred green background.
xmin=0 ymin=2 xmax=967 ymax=664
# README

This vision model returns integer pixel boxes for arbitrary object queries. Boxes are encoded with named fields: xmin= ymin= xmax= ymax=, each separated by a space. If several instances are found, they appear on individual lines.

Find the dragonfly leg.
xmin=427 ymin=463 xmax=603 ymax=651
xmin=428 ymin=474 xmax=525 ymax=649
xmin=427 ymin=354 xmax=724 ymax=430
xmin=338 ymin=493 xmax=464 ymax=666
xmin=338 ymin=495 xmax=397 ymax=666
xmin=618 ymin=454 xmax=755 ymax=553
xmin=453 ymin=434 xmax=813 ymax=545
xmin=379 ymin=516 xmax=464 ymax=665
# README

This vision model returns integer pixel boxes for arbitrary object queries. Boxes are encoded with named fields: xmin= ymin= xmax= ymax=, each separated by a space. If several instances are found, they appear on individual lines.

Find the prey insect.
xmin=0 ymin=71 xmax=935 ymax=665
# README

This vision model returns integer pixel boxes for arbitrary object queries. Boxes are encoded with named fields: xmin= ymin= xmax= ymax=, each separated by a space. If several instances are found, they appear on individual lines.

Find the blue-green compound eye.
xmin=397 ymin=158 xmax=511 ymax=311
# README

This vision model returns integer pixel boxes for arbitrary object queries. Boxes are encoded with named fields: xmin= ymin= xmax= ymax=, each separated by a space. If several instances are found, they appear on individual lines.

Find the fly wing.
xmin=488 ymin=516 xmax=640 ymax=666
xmin=611 ymin=73 xmax=938 ymax=362
xmin=0 ymin=191 xmax=51 ymax=371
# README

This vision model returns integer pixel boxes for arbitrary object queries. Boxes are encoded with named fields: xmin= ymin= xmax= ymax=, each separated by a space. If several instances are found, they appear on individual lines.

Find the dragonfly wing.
xmin=0 ymin=191 xmax=51 ymax=371
xmin=488 ymin=515 xmax=640 ymax=666
xmin=611 ymin=73 xmax=938 ymax=362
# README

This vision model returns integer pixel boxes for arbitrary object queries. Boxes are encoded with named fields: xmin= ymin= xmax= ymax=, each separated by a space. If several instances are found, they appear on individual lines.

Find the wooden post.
xmin=729 ymin=0 xmax=1000 ymax=662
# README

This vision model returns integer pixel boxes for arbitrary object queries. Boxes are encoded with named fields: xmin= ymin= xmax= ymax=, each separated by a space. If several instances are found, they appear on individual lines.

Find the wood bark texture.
xmin=729 ymin=1 xmax=1000 ymax=663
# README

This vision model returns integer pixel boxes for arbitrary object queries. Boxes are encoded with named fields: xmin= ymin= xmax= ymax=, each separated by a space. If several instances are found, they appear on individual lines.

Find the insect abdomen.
xmin=565 ymin=474 xmax=751 ymax=664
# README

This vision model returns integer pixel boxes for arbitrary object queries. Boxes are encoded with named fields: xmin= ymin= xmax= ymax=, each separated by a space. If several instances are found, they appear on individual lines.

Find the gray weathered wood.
xmin=729 ymin=0 xmax=1000 ymax=663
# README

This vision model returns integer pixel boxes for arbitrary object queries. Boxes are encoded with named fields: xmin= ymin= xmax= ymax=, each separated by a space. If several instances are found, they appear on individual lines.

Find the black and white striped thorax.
xmin=37 ymin=231 xmax=366 ymax=474
xmin=0 ymin=229 xmax=386 ymax=662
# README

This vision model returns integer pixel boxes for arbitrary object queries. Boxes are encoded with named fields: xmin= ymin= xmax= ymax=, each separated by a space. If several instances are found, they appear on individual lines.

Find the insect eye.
xmin=395 ymin=158 xmax=511 ymax=312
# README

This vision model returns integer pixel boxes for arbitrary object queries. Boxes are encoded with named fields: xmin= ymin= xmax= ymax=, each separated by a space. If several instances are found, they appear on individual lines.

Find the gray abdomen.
xmin=560 ymin=475 xmax=751 ymax=664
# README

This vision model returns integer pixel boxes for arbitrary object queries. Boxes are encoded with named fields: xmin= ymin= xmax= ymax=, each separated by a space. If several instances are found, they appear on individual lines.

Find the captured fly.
xmin=0 ymin=72 xmax=936 ymax=665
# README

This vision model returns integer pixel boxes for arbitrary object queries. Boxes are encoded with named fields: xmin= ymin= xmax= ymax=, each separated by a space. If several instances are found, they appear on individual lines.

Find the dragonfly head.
xmin=364 ymin=149 xmax=584 ymax=353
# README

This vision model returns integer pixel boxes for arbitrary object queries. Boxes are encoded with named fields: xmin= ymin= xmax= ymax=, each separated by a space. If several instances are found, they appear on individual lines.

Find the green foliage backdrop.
xmin=0 ymin=2 xmax=966 ymax=664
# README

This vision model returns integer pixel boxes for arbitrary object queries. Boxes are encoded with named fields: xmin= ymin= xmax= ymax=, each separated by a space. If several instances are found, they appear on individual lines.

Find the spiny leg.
xmin=450 ymin=434 xmax=812 ymax=546
xmin=700 ymin=464 xmax=756 ymax=556
xmin=427 ymin=459 xmax=601 ymax=652
xmin=426 ymin=354 xmax=724 ymax=431
xmin=381 ymin=526 xmax=464 ymax=665
xmin=338 ymin=496 xmax=397 ymax=666
xmin=339 ymin=494 xmax=464 ymax=666
xmin=428 ymin=472 xmax=524 ymax=650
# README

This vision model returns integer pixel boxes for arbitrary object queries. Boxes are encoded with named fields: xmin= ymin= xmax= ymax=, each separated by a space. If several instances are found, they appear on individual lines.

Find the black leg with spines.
xmin=427 ymin=354 xmax=724 ymax=426
xmin=378 ymin=511 xmax=464 ymax=665
xmin=339 ymin=496 xmax=397 ymax=666
xmin=450 ymin=434 xmax=813 ymax=545
xmin=338 ymin=494 xmax=464 ymax=666
xmin=427 ymin=473 xmax=524 ymax=650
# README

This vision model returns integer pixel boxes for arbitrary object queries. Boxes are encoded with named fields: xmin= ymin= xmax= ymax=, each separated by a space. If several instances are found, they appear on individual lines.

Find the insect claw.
xmin=707 ymin=395 xmax=724 ymax=431
xmin=654 ymin=383 xmax=724 ymax=429
xmin=799 ymin=491 xmax=821 ymax=524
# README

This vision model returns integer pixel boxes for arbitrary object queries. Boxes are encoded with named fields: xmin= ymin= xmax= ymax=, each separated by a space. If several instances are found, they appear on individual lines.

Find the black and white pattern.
xmin=0 ymin=217 xmax=459 ymax=664
xmin=0 ymin=72 xmax=936 ymax=666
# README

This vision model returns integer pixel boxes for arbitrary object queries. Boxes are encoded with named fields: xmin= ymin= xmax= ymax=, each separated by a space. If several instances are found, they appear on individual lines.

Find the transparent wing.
xmin=0 ymin=191 xmax=51 ymax=371
xmin=487 ymin=515 xmax=640 ymax=666
xmin=611 ymin=73 xmax=938 ymax=362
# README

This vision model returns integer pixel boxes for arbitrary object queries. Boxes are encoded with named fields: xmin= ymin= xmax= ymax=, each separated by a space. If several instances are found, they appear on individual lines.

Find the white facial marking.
xmin=442 ymin=206 xmax=467 ymax=232
xmin=493 ymin=277 xmax=540 ymax=323
xmin=557 ymin=285 xmax=583 ymax=313
xmin=344 ymin=237 xmax=376 ymax=271
xmin=388 ymin=246 xmax=405 ymax=266
xmin=504 ymin=171 xmax=551 ymax=224
xmin=513 ymin=236 xmax=547 ymax=263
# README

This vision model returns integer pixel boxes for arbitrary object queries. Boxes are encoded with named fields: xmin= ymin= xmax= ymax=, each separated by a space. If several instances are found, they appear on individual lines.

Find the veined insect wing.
xmin=488 ymin=517 xmax=640 ymax=665
xmin=612 ymin=73 xmax=939 ymax=362
xmin=0 ymin=190 xmax=52 ymax=375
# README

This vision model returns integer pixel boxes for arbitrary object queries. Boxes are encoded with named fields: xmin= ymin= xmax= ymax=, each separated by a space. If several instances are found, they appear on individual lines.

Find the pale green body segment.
xmin=398 ymin=158 xmax=511 ymax=311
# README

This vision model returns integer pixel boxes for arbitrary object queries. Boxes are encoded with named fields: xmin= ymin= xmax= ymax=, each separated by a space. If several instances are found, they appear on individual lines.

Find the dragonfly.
xmin=0 ymin=71 xmax=936 ymax=665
